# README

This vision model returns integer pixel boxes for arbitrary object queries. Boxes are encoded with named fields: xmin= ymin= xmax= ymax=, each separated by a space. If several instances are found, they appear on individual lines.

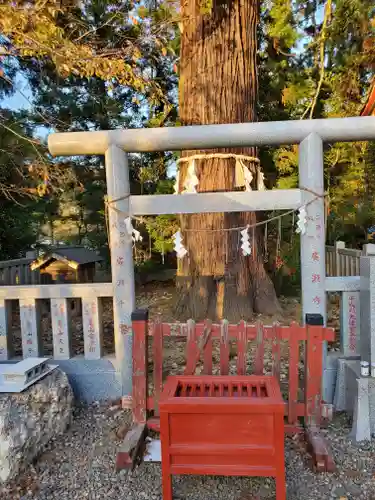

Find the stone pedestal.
xmin=332 ymin=254 xmax=375 ymax=441
xmin=333 ymin=358 xmax=375 ymax=442
xmin=0 ymin=368 xmax=73 ymax=483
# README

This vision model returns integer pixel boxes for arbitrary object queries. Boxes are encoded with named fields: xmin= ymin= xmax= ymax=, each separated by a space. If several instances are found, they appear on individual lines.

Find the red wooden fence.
xmin=131 ymin=310 xmax=335 ymax=434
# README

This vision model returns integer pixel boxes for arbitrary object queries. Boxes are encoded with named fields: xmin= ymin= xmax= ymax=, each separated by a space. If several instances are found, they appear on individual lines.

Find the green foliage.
xmin=262 ymin=0 xmax=375 ymax=253
xmin=143 ymin=179 xmax=178 ymax=254
xmin=0 ymin=0 xmax=374 ymax=271
xmin=267 ymin=0 xmax=300 ymax=49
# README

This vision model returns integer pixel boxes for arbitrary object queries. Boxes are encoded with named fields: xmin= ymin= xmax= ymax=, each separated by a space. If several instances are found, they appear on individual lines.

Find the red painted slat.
xmin=287 ymin=322 xmax=300 ymax=425
xmin=220 ymin=320 xmax=230 ymax=375
xmin=237 ymin=320 xmax=247 ymax=375
xmin=153 ymin=317 xmax=163 ymax=416
xmin=184 ymin=320 xmax=198 ymax=375
xmin=202 ymin=320 xmax=213 ymax=375
xmin=254 ymin=321 xmax=265 ymax=375
xmin=132 ymin=314 xmax=148 ymax=424
xmin=271 ymin=322 xmax=281 ymax=383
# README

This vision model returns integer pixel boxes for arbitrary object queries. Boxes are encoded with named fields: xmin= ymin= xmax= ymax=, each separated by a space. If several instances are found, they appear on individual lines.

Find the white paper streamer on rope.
xmin=124 ymin=217 xmax=143 ymax=242
xmin=243 ymin=163 xmax=253 ymax=192
xmin=172 ymin=230 xmax=188 ymax=258
xmin=257 ymin=169 xmax=266 ymax=191
xmin=240 ymin=225 xmax=252 ymax=256
xmin=296 ymin=206 xmax=307 ymax=235
xmin=235 ymin=159 xmax=253 ymax=191
xmin=182 ymin=159 xmax=199 ymax=193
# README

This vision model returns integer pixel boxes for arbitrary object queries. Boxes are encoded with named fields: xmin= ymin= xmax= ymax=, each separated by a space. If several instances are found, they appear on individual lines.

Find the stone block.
xmin=0 ymin=368 xmax=73 ymax=483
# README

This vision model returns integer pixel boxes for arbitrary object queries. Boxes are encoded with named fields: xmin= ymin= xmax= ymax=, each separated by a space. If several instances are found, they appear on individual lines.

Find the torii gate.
xmin=48 ymin=116 xmax=375 ymax=400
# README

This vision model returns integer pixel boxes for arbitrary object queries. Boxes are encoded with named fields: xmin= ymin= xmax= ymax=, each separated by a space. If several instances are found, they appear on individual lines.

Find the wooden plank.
xmin=237 ymin=320 xmax=247 ymax=375
xmin=130 ymin=189 xmax=303 ymax=216
xmin=51 ymin=298 xmax=72 ymax=360
xmin=0 ymin=283 xmax=113 ymax=300
xmin=132 ymin=312 xmax=148 ymax=424
xmin=147 ymin=417 xmax=160 ymax=432
xmin=0 ymin=299 xmax=12 ymax=360
xmin=82 ymin=297 xmax=103 ymax=360
xmin=271 ymin=322 xmax=281 ymax=383
xmin=306 ymin=426 xmax=336 ymax=473
xmin=153 ymin=317 xmax=163 ymax=416
xmin=254 ymin=321 xmax=264 ymax=375
xmin=288 ymin=322 xmax=300 ymax=425
xmin=184 ymin=320 xmax=198 ymax=375
xmin=220 ymin=320 xmax=229 ymax=375
xmin=305 ymin=324 xmax=323 ymax=427
xmin=19 ymin=299 xmax=42 ymax=358
xmin=202 ymin=320 xmax=213 ymax=375
xmin=116 ymin=423 xmax=147 ymax=471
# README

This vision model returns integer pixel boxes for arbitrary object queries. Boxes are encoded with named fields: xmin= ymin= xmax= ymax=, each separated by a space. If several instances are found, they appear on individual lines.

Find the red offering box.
xmin=160 ymin=375 xmax=286 ymax=500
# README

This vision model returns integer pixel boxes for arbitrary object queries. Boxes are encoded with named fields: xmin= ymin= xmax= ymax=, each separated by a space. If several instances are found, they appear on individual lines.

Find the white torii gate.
xmin=48 ymin=116 xmax=375 ymax=398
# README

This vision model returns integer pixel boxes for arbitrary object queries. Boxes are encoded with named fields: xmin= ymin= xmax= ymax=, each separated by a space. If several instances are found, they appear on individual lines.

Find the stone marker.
xmin=340 ymin=291 xmax=360 ymax=355
xmin=0 ymin=368 xmax=73 ymax=483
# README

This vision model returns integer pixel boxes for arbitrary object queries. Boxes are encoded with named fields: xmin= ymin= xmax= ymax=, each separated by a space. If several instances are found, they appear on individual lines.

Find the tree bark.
xmin=176 ymin=0 xmax=280 ymax=321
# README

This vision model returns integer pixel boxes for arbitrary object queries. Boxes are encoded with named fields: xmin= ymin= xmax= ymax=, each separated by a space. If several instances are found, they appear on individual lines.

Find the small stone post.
xmin=334 ymin=241 xmax=345 ymax=277
xmin=105 ymin=145 xmax=135 ymax=397
xmin=360 ymin=253 xmax=375 ymax=366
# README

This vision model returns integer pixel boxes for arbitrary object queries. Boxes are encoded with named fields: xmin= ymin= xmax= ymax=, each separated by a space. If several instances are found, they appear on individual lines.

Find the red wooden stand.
xmin=160 ymin=375 xmax=286 ymax=500
xmin=116 ymin=309 xmax=336 ymax=474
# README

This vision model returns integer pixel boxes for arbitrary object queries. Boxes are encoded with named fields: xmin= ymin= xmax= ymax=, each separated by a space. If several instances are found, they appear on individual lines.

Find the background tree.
xmin=176 ymin=0 xmax=280 ymax=321
xmin=0 ymin=0 xmax=374 ymax=314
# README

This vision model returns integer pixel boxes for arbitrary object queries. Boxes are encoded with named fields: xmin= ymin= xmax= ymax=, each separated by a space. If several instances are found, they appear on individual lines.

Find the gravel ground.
xmin=2 ymin=405 xmax=375 ymax=500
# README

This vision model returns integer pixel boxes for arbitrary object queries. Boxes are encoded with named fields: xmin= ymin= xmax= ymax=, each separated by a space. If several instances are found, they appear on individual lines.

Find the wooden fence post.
xmin=132 ymin=309 xmax=148 ymax=424
xmin=82 ymin=297 xmax=103 ymax=360
xmin=362 ymin=243 xmax=375 ymax=256
xmin=51 ymin=298 xmax=72 ymax=359
xmin=20 ymin=299 xmax=42 ymax=358
xmin=334 ymin=241 xmax=345 ymax=277
xmin=0 ymin=300 xmax=12 ymax=360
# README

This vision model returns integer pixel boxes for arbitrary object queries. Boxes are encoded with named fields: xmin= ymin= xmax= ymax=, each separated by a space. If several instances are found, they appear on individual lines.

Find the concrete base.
xmin=1 ymin=356 xmax=122 ymax=403
xmin=52 ymin=356 xmax=122 ymax=403
xmin=323 ymin=351 xmax=345 ymax=404
xmin=334 ymin=358 xmax=375 ymax=442
xmin=333 ymin=355 xmax=361 ymax=411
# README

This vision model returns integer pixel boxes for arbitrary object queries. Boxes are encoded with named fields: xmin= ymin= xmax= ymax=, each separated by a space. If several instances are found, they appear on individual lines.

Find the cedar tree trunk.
xmin=176 ymin=0 xmax=280 ymax=321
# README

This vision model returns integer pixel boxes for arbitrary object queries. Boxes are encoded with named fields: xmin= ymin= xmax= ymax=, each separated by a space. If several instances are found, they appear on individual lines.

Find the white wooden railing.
xmin=326 ymin=241 xmax=361 ymax=277
xmin=0 ymin=283 xmax=112 ymax=362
